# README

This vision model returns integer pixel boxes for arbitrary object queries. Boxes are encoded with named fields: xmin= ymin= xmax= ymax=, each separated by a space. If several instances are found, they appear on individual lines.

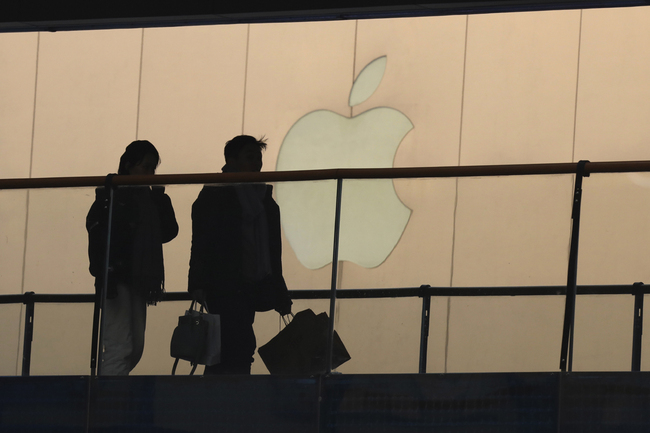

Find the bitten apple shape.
xmin=276 ymin=56 xmax=413 ymax=269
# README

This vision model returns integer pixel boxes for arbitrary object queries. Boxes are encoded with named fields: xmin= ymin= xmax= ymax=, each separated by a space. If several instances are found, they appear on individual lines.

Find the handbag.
xmin=170 ymin=301 xmax=221 ymax=375
xmin=258 ymin=309 xmax=351 ymax=375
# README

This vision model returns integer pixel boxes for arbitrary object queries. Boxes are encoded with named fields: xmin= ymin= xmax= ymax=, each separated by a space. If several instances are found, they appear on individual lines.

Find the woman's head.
xmin=118 ymin=140 xmax=160 ymax=175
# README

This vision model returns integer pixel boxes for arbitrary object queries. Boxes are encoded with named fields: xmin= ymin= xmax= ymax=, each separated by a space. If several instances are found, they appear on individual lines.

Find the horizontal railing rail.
xmin=2 ymin=283 xmax=646 ymax=376
xmin=2 ymin=284 xmax=648 ymax=305
xmin=2 ymin=160 xmax=650 ymax=190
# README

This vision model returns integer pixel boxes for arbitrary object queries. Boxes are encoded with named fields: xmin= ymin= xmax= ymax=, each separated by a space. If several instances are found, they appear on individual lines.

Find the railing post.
xmin=21 ymin=291 xmax=35 ymax=377
xmin=90 ymin=294 xmax=101 ymax=377
xmin=632 ymin=282 xmax=644 ymax=372
xmin=94 ymin=175 xmax=115 ymax=377
xmin=326 ymin=178 xmax=343 ymax=374
xmin=419 ymin=285 xmax=431 ymax=374
xmin=559 ymin=160 xmax=589 ymax=372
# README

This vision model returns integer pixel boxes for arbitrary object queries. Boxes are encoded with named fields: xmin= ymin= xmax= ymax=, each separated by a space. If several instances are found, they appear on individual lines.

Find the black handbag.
xmin=258 ymin=309 xmax=351 ymax=375
xmin=170 ymin=301 xmax=209 ymax=375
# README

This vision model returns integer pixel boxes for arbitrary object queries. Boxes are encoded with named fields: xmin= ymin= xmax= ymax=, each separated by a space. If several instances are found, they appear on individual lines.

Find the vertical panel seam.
xmin=456 ymin=15 xmax=469 ymax=170
xmin=135 ymin=28 xmax=145 ymax=139
xmin=17 ymin=32 xmax=40 ymax=375
xmin=571 ymin=10 xmax=584 ymax=163
xmin=351 ymin=20 xmax=358 ymax=118
xmin=334 ymin=20 xmax=359 ymax=318
xmin=242 ymin=24 xmax=250 ymax=134
xmin=445 ymin=14 xmax=470 ymax=374
xmin=28 ymin=33 xmax=39 ymax=180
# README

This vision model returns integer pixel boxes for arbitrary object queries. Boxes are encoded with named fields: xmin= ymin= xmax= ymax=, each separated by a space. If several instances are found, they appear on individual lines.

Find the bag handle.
xmin=280 ymin=312 xmax=294 ymax=327
xmin=172 ymin=358 xmax=198 ymax=376
xmin=190 ymin=299 xmax=210 ymax=314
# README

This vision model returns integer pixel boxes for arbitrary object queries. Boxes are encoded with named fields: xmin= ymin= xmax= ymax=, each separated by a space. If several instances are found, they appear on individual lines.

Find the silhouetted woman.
xmin=87 ymin=140 xmax=178 ymax=375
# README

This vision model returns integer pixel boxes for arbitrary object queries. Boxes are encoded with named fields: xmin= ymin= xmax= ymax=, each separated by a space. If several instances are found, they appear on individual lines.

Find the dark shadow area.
xmin=1 ymin=0 xmax=647 ymax=33
xmin=560 ymin=372 xmax=650 ymax=433
xmin=90 ymin=375 xmax=319 ymax=432
xmin=0 ymin=376 xmax=88 ymax=432
xmin=322 ymin=373 xmax=558 ymax=433
xmin=3 ymin=373 xmax=650 ymax=432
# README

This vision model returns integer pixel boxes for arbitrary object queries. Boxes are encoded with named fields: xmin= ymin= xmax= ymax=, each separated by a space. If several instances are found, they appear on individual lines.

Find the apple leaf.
xmin=349 ymin=56 xmax=387 ymax=107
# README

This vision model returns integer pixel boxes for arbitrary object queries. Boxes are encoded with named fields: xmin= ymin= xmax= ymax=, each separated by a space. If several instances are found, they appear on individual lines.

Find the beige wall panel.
xmin=448 ymin=175 xmax=572 ymax=372
xmin=453 ymin=175 xmax=573 ymax=287
xmin=0 ymin=36 xmax=35 ymax=367
xmin=137 ymin=25 xmax=249 ymax=174
xmin=332 ymin=298 xmax=422 ymax=373
xmin=354 ymin=16 xmax=467 ymax=168
xmin=0 ymin=191 xmax=28 ymax=374
xmin=0 ymin=33 xmax=37 ymax=178
xmin=461 ymin=10 xmax=580 ymax=165
xmin=0 ymin=190 xmax=28 ymax=295
xmin=0 ymin=34 xmax=34 ymax=375
xmin=578 ymin=174 xmax=650 ymax=284
xmin=574 ymin=7 xmax=650 ymax=371
xmin=571 ymin=295 xmax=634 ymax=371
xmin=29 ymin=304 xmax=93 ymax=375
xmin=446 ymin=297 xmax=564 ymax=372
xmin=0 ymin=305 xmax=21 ymax=375
xmin=23 ymin=188 xmax=95 ymax=295
xmin=575 ymin=6 xmax=650 ymax=161
xmin=330 ymin=296 xmax=450 ymax=373
xmin=0 ymin=193 xmax=27 ymax=375
xmin=245 ymin=21 xmax=356 ymax=172
xmin=31 ymin=29 xmax=142 ymax=177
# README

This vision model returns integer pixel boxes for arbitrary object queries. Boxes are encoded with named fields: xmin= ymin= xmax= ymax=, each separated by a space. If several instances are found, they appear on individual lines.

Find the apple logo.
xmin=276 ymin=56 xmax=413 ymax=269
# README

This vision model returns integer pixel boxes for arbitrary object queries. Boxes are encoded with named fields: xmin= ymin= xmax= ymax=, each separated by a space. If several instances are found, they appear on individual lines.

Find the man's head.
xmin=224 ymin=135 xmax=266 ymax=173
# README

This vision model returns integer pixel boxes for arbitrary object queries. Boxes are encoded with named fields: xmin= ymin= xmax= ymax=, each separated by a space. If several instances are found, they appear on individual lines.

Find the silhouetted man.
xmin=188 ymin=135 xmax=292 ymax=374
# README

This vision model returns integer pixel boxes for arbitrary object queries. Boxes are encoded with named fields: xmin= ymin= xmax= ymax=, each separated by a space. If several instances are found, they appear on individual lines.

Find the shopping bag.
xmin=170 ymin=301 xmax=220 ymax=375
xmin=258 ymin=309 xmax=351 ymax=375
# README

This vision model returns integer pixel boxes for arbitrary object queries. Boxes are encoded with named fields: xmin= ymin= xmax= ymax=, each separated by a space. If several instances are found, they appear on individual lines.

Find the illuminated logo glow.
xmin=276 ymin=56 xmax=413 ymax=269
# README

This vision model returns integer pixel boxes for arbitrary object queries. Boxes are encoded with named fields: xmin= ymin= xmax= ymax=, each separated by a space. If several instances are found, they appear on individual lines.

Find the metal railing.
xmin=2 ymin=159 xmax=650 ymax=376
xmin=1 ymin=283 xmax=647 ymax=376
